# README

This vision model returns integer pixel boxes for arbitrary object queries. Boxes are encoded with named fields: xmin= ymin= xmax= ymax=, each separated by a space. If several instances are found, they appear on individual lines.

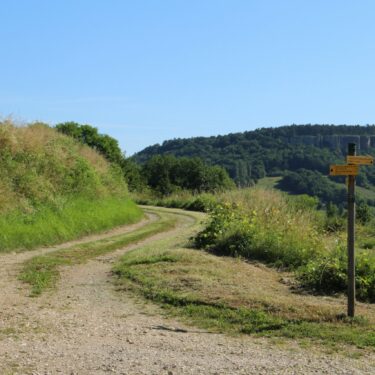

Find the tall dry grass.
xmin=0 ymin=120 xmax=126 ymax=214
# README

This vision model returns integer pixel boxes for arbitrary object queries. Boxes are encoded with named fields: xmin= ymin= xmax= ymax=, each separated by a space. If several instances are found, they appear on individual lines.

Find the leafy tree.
xmin=56 ymin=122 xmax=123 ymax=164
xmin=142 ymin=155 xmax=234 ymax=195
xmin=142 ymin=155 xmax=176 ymax=195
xmin=121 ymin=158 xmax=147 ymax=192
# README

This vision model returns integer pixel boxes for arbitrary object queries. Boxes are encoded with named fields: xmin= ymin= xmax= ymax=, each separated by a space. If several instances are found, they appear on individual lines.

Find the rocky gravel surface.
xmin=0 ymin=208 xmax=374 ymax=374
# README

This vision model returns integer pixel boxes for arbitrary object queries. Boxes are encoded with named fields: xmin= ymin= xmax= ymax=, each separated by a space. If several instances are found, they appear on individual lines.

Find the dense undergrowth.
xmin=134 ymin=188 xmax=375 ymax=303
xmin=0 ymin=120 xmax=142 ymax=251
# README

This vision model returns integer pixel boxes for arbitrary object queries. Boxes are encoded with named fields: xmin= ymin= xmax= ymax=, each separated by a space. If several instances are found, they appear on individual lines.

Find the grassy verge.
xmin=113 ymin=224 xmax=375 ymax=349
xmin=134 ymin=187 xmax=375 ymax=302
xmin=19 ymin=208 xmax=179 ymax=296
xmin=0 ymin=197 xmax=143 ymax=253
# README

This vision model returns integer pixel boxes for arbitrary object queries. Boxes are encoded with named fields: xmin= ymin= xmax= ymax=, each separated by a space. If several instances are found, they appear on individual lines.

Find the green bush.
xmin=195 ymin=199 xmax=323 ymax=269
xmin=297 ymin=248 xmax=375 ymax=303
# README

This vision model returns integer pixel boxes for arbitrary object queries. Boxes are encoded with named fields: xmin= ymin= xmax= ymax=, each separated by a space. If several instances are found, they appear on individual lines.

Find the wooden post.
xmin=330 ymin=148 xmax=373 ymax=316
xmin=347 ymin=143 xmax=356 ymax=317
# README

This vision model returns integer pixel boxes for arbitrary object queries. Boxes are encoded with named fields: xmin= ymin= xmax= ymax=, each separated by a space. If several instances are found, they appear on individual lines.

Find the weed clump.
xmin=195 ymin=189 xmax=325 ymax=269
xmin=298 ymin=249 xmax=375 ymax=302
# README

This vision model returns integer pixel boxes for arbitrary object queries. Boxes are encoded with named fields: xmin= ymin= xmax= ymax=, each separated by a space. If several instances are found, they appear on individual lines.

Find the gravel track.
xmin=0 ymin=207 xmax=374 ymax=374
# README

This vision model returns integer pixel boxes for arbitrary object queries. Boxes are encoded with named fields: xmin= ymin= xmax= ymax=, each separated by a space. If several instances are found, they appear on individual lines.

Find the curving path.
xmin=0 ymin=207 xmax=374 ymax=374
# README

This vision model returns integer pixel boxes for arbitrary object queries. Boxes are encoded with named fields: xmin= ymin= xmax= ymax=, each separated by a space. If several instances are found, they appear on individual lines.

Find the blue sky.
xmin=1 ymin=1 xmax=375 ymax=155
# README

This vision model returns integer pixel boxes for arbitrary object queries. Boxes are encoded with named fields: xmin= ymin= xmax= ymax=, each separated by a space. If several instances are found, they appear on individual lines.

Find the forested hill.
xmin=134 ymin=124 xmax=375 ymax=191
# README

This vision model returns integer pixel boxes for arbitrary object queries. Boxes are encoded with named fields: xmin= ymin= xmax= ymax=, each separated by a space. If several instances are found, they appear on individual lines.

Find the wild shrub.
xmin=297 ymin=248 xmax=375 ymax=302
xmin=195 ymin=189 xmax=325 ymax=268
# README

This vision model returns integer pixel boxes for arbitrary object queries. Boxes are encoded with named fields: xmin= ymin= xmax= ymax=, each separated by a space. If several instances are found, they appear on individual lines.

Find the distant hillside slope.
xmin=134 ymin=124 xmax=375 ymax=189
xmin=0 ymin=121 xmax=142 ymax=251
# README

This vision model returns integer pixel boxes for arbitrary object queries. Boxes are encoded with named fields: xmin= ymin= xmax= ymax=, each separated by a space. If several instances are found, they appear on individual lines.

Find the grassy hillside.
xmin=0 ymin=120 xmax=142 ymax=251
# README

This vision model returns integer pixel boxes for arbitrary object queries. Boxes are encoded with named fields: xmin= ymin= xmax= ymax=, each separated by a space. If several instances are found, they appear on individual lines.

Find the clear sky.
xmin=1 ymin=1 xmax=375 ymax=155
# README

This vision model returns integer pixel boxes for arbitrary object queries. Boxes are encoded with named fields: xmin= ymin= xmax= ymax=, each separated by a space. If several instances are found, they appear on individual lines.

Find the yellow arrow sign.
xmin=330 ymin=164 xmax=359 ymax=176
xmin=346 ymin=155 xmax=374 ymax=165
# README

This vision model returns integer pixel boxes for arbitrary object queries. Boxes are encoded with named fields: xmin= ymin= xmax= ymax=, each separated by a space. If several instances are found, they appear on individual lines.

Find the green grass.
xmin=0 ymin=121 xmax=137 ymax=252
xmin=256 ymin=176 xmax=282 ymax=189
xmin=19 ymin=208 xmax=178 ymax=296
xmin=113 ymin=218 xmax=375 ymax=350
xmin=0 ymin=197 xmax=143 ymax=252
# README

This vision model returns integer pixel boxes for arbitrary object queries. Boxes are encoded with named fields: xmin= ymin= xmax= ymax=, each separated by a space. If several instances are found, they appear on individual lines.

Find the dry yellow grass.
xmin=169 ymin=249 xmax=375 ymax=323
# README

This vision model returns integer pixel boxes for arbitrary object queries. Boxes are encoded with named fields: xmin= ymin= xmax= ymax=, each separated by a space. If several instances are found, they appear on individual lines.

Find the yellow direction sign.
xmin=330 ymin=164 xmax=359 ymax=176
xmin=346 ymin=155 xmax=374 ymax=165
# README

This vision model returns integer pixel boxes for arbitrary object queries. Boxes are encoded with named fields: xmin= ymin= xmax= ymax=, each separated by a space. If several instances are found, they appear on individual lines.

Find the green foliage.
xmin=56 ymin=122 xmax=234 ymax=195
xmin=278 ymin=169 xmax=347 ymax=206
xmin=142 ymin=155 xmax=235 ymax=195
xmin=324 ymin=202 xmax=346 ymax=232
xmin=55 ymin=121 xmax=144 ymax=191
xmin=194 ymin=197 xmax=324 ymax=269
xmin=134 ymin=124 xmax=375 ymax=187
xmin=56 ymin=121 xmax=124 ymax=164
xmin=287 ymin=194 xmax=319 ymax=211
xmin=296 ymin=247 xmax=348 ymax=295
xmin=357 ymin=202 xmax=372 ymax=224
xmin=297 ymin=249 xmax=375 ymax=303
xmin=134 ymin=124 xmax=375 ymax=209
xmin=121 ymin=158 xmax=147 ymax=192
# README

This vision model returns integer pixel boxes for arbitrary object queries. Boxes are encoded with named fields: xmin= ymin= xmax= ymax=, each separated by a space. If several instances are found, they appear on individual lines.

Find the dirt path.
xmin=0 ymin=207 xmax=374 ymax=374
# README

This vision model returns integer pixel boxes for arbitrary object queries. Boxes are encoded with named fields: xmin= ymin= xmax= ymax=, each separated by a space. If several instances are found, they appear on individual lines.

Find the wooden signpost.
xmin=329 ymin=144 xmax=374 ymax=317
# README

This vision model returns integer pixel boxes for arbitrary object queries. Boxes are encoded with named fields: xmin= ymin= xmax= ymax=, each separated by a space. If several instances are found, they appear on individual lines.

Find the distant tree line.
xmin=134 ymin=125 xmax=370 ymax=186
xmin=134 ymin=124 xmax=375 ymax=205
xmin=56 ymin=122 xmax=375 ymax=207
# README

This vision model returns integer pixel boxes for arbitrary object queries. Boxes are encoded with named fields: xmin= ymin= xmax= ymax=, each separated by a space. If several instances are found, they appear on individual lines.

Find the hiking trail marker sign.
xmin=329 ymin=164 xmax=359 ymax=176
xmin=346 ymin=155 xmax=374 ymax=166
xmin=329 ymin=145 xmax=373 ymax=318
